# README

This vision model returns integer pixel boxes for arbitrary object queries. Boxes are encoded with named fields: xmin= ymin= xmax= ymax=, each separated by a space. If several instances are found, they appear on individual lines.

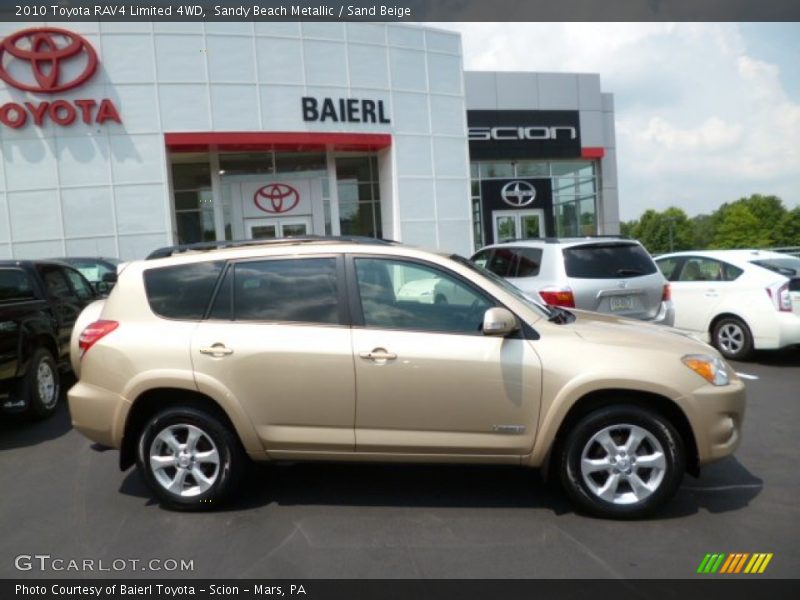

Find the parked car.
xmin=0 ymin=260 xmax=100 ymax=418
xmin=68 ymin=237 xmax=744 ymax=518
xmin=471 ymin=238 xmax=674 ymax=325
xmin=655 ymin=250 xmax=800 ymax=360
xmin=50 ymin=257 xmax=122 ymax=295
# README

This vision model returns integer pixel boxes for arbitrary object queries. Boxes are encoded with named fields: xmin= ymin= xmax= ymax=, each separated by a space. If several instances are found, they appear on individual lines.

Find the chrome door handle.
xmin=704 ymin=290 xmax=719 ymax=297
xmin=199 ymin=344 xmax=234 ymax=357
xmin=359 ymin=349 xmax=397 ymax=361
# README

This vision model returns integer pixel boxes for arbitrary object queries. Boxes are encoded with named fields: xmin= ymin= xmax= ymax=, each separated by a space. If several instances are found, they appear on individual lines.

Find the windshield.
xmin=449 ymin=254 xmax=552 ymax=318
xmin=751 ymin=257 xmax=800 ymax=277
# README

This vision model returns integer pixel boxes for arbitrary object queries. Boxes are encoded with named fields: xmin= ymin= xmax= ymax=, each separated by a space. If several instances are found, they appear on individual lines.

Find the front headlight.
xmin=681 ymin=354 xmax=730 ymax=386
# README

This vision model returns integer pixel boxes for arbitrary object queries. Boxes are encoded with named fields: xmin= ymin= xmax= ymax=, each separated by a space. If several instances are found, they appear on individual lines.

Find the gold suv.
xmin=68 ymin=238 xmax=745 ymax=518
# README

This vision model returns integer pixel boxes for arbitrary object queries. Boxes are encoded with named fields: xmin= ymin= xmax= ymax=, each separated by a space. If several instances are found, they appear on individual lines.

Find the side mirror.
xmin=482 ymin=307 xmax=519 ymax=336
xmin=94 ymin=281 xmax=111 ymax=295
xmin=101 ymin=272 xmax=118 ymax=284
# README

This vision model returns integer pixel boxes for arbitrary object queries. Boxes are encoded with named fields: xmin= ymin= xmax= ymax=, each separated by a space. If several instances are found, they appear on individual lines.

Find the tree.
xmin=711 ymin=204 xmax=773 ymax=249
xmin=774 ymin=207 xmax=800 ymax=247
xmin=690 ymin=213 xmax=716 ymax=249
xmin=714 ymin=194 xmax=786 ymax=247
xmin=626 ymin=207 xmax=693 ymax=254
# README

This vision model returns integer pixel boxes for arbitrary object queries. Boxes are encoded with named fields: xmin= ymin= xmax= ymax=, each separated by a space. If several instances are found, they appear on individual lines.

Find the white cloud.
xmin=433 ymin=23 xmax=800 ymax=220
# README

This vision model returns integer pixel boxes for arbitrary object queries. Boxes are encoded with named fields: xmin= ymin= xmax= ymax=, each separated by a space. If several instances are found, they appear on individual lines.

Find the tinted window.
xmin=40 ymin=267 xmax=73 ymax=299
xmin=513 ymin=247 xmax=543 ymax=277
xmin=67 ymin=260 xmax=118 ymax=283
xmin=563 ymin=243 xmax=657 ymax=279
xmin=144 ymin=261 xmax=224 ymax=320
xmin=0 ymin=269 xmax=35 ymax=302
xmin=63 ymin=268 xmax=95 ymax=301
xmin=751 ymin=257 xmax=800 ymax=277
xmin=233 ymin=258 xmax=339 ymax=324
xmin=355 ymin=258 xmax=493 ymax=334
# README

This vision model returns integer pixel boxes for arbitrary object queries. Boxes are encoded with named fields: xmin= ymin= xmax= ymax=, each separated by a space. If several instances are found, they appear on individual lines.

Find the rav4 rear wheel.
xmin=136 ymin=407 xmax=245 ymax=511
xmin=559 ymin=405 xmax=684 ymax=519
xmin=24 ymin=348 xmax=60 ymax=420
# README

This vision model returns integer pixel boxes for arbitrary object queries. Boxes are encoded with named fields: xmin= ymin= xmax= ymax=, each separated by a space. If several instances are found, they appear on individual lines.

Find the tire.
xmin=24 ymin=348 xmax=60 ymax=420
xmin=136 ymin=406 xmax=245 ymax=511
xmin=712 ymin=317 xmax=753 ymax=361
xmin=558 ymin=405 xmax=685 ymax=519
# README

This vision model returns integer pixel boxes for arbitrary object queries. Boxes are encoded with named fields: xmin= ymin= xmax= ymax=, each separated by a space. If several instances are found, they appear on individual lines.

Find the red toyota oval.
xmin=253 ymin=183 xmax=300 ymax=214
xmin=0 ymin=27 xmax=99 ymax=94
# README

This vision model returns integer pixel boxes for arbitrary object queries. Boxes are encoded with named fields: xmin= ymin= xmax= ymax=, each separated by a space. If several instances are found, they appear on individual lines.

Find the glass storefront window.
xmin=551 ymin=161 xmax=593 ymax=177
xmin=275 ymin=152 xmax=326 ymax=174
xmin=515 ymin=161 xmax=548 ymax=177
xmin=335 ymin=155 xmax=381 ymax=238
xmin=219 ymin=152 xmax=274 ymax=176
xmin=480 ymin=162 xmax=514 ymax=178
xmin=172 ymin=162 xmax=214 ymax=245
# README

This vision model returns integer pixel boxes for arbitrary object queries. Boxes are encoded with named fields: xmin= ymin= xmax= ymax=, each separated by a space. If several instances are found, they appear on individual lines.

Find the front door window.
xmin=246 ymin=217 xmax=311 ymax=240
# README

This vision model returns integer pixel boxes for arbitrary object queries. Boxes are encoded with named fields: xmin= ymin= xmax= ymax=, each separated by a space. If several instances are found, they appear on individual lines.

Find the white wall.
xmin=0 ymin=22 xmax=474 ymax=259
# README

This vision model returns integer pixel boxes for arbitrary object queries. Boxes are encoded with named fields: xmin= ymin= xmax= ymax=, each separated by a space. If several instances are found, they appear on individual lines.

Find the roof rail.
xmin=145 ymin=236 xmax=398 ymax=260
xmin=497 ymin=235 xmax=629 ymax=244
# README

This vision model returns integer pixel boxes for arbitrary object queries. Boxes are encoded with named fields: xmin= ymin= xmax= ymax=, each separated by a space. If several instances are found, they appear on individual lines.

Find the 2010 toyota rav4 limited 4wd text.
xmin=68 ymin=237 xmax=745 ymax=518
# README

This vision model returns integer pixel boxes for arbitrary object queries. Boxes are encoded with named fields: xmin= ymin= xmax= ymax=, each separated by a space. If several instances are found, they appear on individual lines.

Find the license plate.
xmin=610 ymin=296 xmax=633 ymax=311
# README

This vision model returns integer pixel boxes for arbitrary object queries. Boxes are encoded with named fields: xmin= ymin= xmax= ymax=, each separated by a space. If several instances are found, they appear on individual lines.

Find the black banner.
xmin=468 ymin=111 xmax=582 ymax=161
xmin=479 ymin=177 xmax=554 ymax=244
xmin=0 ymin=1 xmax=799 ymax=22
xmin=3 ymin=579 xmax=800 ymax=600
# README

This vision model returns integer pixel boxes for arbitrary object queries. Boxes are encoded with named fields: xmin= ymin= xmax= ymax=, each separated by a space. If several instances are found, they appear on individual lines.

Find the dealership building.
xmin=0 ymin=22 xmax=618 ymax=260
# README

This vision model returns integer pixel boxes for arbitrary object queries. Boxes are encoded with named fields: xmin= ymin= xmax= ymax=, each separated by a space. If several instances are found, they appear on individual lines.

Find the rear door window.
xmin=144 ymin=261 xmax=225 ymax=320
xmin=563 ymin=243 xmax=657 ymax=279
xmin=677 ymin=257 xmax=740 ymax=282
xmin=231 ymin=258 xmax=341 ymax=325
xmin=512 ymin=247 xmax=543 ymax=277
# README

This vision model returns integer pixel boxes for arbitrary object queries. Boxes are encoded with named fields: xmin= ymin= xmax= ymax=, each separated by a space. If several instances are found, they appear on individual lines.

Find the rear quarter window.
xmin=144 ymin=261 xmax=224 ymax=320
xmin=0 ymin=269 xmax=36 ymax=302
xmin=563 ymin=243 xmax=658 ymax=279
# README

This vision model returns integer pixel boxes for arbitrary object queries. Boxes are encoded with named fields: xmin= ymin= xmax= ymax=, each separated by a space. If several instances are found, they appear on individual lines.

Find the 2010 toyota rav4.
xmin=68 ymin=238 xmax=745 ymax=518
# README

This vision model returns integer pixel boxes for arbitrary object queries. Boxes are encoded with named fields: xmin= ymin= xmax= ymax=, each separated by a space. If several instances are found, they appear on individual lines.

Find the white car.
xmin=655 ymin=250 xmax=800 ymax=360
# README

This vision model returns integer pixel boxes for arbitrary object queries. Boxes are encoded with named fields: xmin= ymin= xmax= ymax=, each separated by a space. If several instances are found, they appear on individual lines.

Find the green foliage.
xmin=624 ymin=194 xmax=800 ymax=251
xmin=623 ymin=207 xmax=693 ymax=254
xmin=774 ymin=207 xmax=800 ymax=247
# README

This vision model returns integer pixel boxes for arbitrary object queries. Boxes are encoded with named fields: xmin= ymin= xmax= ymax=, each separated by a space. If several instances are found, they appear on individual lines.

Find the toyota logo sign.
xmin=500 ymin=180 xmax=537 ymax=208
xmin=254 ymin=184 xmax=300 ymax=214
xmin=0 ymin=27 xmax=98 ymax=93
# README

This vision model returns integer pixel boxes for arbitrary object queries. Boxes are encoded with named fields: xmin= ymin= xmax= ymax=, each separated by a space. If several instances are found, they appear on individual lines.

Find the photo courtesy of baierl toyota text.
xmin=0 ymin=1 xmax=798 ymax=600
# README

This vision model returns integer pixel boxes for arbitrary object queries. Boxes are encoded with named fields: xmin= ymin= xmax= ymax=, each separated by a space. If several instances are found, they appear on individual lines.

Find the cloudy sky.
xmin=434 ymin=23 xmax=800 ymax=222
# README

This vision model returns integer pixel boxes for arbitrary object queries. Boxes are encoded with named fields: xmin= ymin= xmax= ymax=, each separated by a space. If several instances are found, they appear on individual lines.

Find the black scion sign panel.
xmin=468 ymin=110 xmax=582 ymax=160
xmin=480 ymin=178 xmax=554 ymax=245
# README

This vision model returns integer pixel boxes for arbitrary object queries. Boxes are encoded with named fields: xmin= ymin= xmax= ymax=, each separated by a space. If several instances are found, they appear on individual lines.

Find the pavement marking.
xmin=735 ymin=372 xmax=759 ymax=380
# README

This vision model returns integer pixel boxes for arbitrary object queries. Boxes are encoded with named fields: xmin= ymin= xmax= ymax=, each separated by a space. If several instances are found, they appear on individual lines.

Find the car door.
xmin=668 ymin=257 xmax=727 ymax=333
xmin=191 ymin=255 xmax=356 ymax=453
xmin=348 ymin=255 xmax=542 ymax=457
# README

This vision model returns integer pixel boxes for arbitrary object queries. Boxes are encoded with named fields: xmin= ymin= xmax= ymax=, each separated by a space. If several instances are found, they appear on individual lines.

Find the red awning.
xmin=164 ymin=131 xmax=392 ymax=153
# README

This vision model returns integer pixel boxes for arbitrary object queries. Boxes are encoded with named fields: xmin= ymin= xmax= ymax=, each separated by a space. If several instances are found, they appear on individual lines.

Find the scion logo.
xmin=469 ymin=126 xmax=577 ymax=142
xmin=0 ymin=27 xmax=98 ymax=93
xmin=501 ymin=181 xmax=537 ymax=208
xmin=254 ymin=184 xmax=300 ymax=214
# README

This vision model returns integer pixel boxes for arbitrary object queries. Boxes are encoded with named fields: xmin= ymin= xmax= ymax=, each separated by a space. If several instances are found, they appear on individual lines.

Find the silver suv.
xmin=471 ymin=238 xmax=674 ymax=325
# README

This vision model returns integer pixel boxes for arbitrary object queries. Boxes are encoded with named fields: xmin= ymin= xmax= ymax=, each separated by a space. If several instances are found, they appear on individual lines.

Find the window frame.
xmin=205 ymin=254 xmax=350 ymax=327
xmin=345 ymin=254 xmax=531 ymax=338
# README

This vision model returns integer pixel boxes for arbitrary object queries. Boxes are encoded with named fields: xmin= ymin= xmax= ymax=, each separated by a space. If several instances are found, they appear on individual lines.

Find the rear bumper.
xmin=646 ymin=300 xmax=675 ymax=327
xmin=752 ymin=312 xmax=800 ymax=350
xmin=67 ymin=381 xmax=130 ymax=449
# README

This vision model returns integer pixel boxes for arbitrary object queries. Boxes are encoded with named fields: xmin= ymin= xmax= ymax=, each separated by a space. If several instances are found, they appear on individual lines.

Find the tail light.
xmin=766 ymin=283 xmax=792 ymax=312
xmin=539 ymin=288 xmax=576 ymax=308
xmin=79 ymin=320 xmax=119 ymax=358
xmin=662 ymin=283 xmax=671 ymax=302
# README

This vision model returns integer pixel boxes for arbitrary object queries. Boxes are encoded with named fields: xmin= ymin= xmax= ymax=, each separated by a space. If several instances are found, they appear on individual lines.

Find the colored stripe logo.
xmin=696 ymin=553 xmax=773 ymax=574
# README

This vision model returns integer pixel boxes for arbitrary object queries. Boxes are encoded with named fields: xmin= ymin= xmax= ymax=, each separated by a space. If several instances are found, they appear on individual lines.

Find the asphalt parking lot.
xmin=1 ymin=351 xmax=798 ymax=580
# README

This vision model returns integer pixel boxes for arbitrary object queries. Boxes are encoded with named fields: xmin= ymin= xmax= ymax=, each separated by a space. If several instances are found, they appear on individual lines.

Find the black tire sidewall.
xmin=25 ymin=348 xmax=60 ymax=419
xmin=136 ymin=407 xmax=243 ymax=510
xmin=560 ymin=405 xmax=685 ymax=519
xmin=713 ymin=317 xmax=753 ymax=361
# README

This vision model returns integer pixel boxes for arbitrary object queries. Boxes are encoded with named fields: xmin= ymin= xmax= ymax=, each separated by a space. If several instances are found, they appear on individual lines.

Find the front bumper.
xmin=67 ymin=381 xmax=130 ymax=449
xmin=687 ymin=378 xmax=746 ymax=466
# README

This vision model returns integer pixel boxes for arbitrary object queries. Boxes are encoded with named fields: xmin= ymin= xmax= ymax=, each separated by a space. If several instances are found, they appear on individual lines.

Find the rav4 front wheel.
xmin=136 ymin=407 xmax=245 ymax=510
xmin=559 ymin=405 xmax=685 ymax=519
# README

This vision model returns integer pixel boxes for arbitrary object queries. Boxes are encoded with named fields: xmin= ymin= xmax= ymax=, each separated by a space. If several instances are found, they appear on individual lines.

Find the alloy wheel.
xmin=149 ymin=424 xmax=221 ymax=497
